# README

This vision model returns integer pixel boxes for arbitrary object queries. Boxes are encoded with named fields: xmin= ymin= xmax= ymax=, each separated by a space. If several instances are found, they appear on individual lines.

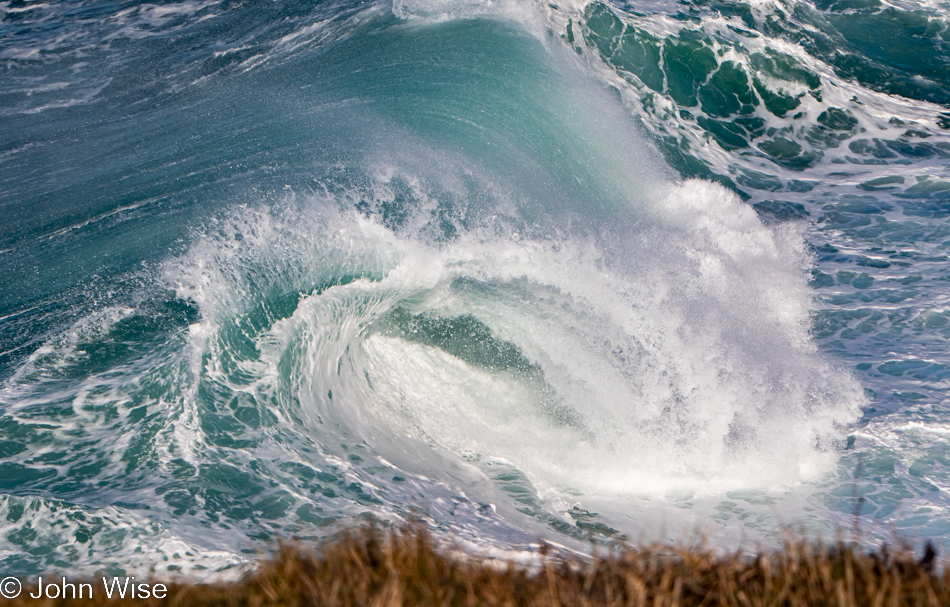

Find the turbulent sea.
xmin=1 ymin=0 xmax=949 ymax=578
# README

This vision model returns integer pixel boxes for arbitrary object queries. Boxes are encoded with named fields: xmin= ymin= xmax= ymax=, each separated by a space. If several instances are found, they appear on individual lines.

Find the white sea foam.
xmin=0 ymin=495 xmax=250 ymax=579
xmin=288 ymin=183 xmax=862 ymax=495
xmin=154 ymin=161 xmax=861 ymax=547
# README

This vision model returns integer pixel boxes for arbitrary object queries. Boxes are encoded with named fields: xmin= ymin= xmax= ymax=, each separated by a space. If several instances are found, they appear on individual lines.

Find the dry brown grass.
xmin=8 ymin=526 xmax=948 ymax=606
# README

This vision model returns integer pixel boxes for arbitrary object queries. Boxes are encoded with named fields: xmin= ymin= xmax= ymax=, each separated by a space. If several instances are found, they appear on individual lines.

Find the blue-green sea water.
xmin=1 ymin=0 xmax=949 ymax=577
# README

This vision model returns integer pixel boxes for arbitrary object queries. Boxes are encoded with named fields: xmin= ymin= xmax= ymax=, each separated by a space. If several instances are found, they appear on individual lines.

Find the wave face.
xmin=0 ymin=0 xmax=946 ymax=576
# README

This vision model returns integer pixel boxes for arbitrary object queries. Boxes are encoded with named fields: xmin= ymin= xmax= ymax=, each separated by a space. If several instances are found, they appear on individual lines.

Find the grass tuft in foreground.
xmin=8 ymin=526 xmax=948 ymax=606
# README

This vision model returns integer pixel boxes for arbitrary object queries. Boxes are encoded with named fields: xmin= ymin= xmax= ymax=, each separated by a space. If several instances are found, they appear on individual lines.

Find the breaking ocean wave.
xmin=0 ymin=0 xmax=948 ymax=577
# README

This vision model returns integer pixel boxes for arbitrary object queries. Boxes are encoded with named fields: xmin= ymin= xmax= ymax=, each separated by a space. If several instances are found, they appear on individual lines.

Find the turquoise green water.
xmin=1 ymin=0 xmax=949 ymax=577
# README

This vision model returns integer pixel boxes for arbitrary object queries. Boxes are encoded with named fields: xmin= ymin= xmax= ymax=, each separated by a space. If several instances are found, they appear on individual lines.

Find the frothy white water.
xmin=156 ymin=0 xmax=868 ymax=532
xmin=164 ymin=165 xmax=864 ymax=546
xmin=0 ymin=495 xmax=250 ymax=579
xmin=294 ymin=182 xmax=861 ymax=491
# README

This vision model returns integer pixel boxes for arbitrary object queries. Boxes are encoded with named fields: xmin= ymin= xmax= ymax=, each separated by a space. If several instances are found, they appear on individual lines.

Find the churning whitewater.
xmin=1 ymin=0 xmax=949 ymax=577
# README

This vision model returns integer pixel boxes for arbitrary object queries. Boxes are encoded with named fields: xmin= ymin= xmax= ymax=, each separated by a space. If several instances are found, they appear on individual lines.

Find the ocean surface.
xmin=1 ymin=0 xmax=949 ymax=578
